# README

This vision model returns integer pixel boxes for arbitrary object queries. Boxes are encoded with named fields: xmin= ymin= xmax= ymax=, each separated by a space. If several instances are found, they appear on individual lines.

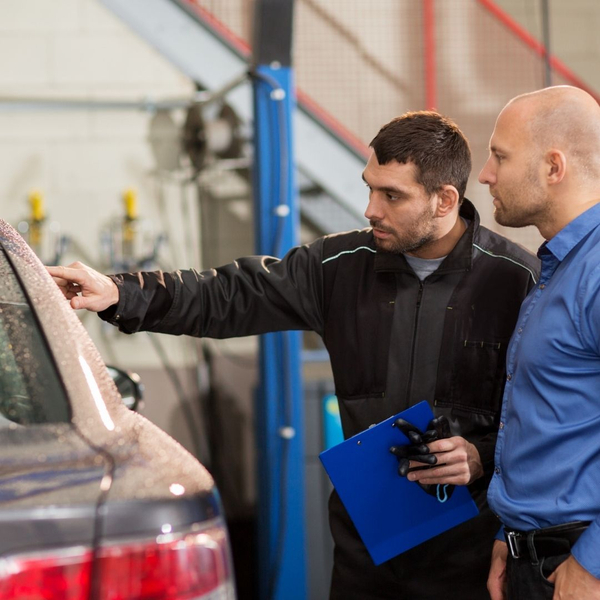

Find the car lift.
xmin=252 ymin=0 xmax=308 ymax=598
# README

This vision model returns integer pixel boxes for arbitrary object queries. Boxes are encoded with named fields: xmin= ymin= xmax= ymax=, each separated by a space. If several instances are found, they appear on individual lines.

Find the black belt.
xmin=505 ymin=521 xmax=590 ymax=561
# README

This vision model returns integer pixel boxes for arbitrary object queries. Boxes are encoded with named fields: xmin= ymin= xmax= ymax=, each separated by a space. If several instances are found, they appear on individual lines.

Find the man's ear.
xmin=435 ymin=185 xmax=460 ymax=217
xmin=546 ymin=149 xmax=566 ymax=185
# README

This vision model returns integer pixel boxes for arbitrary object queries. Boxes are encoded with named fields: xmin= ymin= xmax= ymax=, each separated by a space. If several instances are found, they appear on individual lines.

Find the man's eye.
xmin=387 ymin=194 xmax=400 ymax=201
xmin=495 ymin=154 xmax=505 ymax=163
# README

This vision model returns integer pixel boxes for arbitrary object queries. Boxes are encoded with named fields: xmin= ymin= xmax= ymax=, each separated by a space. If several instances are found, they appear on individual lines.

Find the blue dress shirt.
xmin=488 ymin=202 xmax=600 ymax=578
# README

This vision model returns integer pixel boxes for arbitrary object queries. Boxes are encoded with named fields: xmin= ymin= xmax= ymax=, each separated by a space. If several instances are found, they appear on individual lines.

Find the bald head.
xmin=504 ymin=86 xmax=600 ymax=181
xmin=479 ymin=86 xmax=600 ymax=238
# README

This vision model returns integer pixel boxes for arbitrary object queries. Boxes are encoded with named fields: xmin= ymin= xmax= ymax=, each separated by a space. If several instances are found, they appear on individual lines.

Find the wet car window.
xmin=0 ymin=249 xmax=70 ymax=425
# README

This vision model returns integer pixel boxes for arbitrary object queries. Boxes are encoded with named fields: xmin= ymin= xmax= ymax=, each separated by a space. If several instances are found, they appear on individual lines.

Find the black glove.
xmin=389 ymin=418 xmax=437 ymax=477
xmin=389 ymin=415 xmax=455 ymax=501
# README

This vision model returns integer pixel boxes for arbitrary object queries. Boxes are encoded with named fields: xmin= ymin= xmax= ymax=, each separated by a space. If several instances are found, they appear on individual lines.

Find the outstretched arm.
xmin=47 ymin=262 xmax=119 ymax=312
xmin=47 ymin=240 xmax=326 ymax=338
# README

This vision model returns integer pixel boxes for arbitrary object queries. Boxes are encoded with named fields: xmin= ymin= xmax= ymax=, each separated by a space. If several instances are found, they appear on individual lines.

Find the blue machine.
xmin=251 ymin=1 xmax=307 ymax=597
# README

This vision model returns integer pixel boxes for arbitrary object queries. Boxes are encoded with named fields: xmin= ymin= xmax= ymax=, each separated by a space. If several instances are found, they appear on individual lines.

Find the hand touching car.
xmin=47 ymin=262 xmax=119 ymax=312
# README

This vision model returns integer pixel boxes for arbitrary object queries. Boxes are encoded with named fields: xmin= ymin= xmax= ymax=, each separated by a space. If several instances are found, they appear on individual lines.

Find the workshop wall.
xmin=0 ymin=0 xmax=251 ymax=463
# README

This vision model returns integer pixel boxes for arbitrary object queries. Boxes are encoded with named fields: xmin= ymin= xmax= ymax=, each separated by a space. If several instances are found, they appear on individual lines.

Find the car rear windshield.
xmin=0 ymin=249 xmax=70 ymax=425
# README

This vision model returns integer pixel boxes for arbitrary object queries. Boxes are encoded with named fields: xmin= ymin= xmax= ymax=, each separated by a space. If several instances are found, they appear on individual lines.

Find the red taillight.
xmin=0 ymin=522 xmax=235 ymax=600
xmin=96 ymin=525 xmax=233 ymax=599
xmin=0 ymin=548 xmax=92 ymax=600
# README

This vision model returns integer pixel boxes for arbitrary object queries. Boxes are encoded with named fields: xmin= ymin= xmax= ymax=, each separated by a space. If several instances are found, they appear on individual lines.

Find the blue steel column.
xmin=252 ymin=64 xmax=307 ymax=600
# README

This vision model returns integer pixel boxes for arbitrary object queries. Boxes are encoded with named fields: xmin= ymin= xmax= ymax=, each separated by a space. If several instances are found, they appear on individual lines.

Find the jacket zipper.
xmin=406 ymin=280 xmax=424 ymax=399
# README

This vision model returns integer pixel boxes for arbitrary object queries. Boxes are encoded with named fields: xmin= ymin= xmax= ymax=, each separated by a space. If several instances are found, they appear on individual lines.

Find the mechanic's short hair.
xmin=370 ymin=111 xmax=471 ymax=201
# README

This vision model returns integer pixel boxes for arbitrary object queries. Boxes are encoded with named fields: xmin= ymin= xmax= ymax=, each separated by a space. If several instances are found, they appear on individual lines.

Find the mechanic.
xmin=481 ymin=86 xmax=600 ymax=600
xmin=49 ymin=111 xmax=539 ymax=600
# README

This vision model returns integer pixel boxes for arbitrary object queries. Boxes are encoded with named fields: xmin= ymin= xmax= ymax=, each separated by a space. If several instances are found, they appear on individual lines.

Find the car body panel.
xmin=0 ymin=220 xmax=222 ymax=561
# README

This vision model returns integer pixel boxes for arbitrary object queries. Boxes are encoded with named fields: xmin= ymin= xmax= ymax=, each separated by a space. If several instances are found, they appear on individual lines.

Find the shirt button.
xmin=540 ymin=284 xmax=546 ymax=290
xmin=507 ymin=374 xmax=512 ymax=381
xmin=517 ymin=328 xmax=523 ymax=334
xmin=495 ymin=467 xmax=501 ymax=475
xmin=499 ymin=422 xmax=504 ymax=429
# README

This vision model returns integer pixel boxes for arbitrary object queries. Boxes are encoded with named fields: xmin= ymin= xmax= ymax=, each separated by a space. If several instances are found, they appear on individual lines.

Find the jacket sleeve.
xmin=98 ymin=238 xmax=326 ymax=339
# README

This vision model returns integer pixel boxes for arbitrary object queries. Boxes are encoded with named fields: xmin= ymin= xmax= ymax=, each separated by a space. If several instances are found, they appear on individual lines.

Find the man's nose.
xmin=478 ymin=158 xmax=495 ymax=185
xmin=364 ymin=193 xmax=383 ymax=221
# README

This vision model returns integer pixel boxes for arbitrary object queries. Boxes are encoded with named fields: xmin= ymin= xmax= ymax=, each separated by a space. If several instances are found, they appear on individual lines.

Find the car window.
xmin=0 ymin=249 xmax=70 ymax=425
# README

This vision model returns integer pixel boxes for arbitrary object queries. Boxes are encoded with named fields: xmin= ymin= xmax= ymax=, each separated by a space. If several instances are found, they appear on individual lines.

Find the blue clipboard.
xmin=319 ymin=401 xmax=479 ymax=565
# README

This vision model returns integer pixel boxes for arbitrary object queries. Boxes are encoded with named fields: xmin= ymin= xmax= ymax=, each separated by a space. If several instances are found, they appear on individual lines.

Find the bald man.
xmin=479 ymin=86 xmax=600 ymax=600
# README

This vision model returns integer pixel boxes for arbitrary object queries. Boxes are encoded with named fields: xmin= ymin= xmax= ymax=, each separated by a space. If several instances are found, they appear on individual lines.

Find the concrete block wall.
xmin=0 ymin=0 xmax=227 ymax=457
xmin=0 ymin=0 xmax=194 ymax=258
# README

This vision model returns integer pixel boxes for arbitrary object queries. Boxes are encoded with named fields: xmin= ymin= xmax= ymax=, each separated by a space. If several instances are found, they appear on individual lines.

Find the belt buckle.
xmin=506 ymin=531 xmax=521 ymax=559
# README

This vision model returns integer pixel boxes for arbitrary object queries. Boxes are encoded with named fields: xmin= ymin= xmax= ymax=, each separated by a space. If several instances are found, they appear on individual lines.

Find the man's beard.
xmin=370 ymin=213 xmax=436 ymax=255
xmin=492 ymin=165 xmax=548 ymax=229
xmin=493 ymin=203 xmax=531 ymax=228
xmin=372 ymin=229 xmax=436 ymax=254
xmin=493 ymin=189 xmax=547 ymax=229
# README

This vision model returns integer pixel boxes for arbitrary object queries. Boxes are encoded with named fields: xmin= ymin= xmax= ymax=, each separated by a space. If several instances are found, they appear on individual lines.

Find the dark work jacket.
xmin=101 ymin=200 xmax=540 ymax=599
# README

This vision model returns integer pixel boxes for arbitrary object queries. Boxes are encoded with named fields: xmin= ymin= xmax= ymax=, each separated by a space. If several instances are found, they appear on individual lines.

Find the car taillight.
xmin=0 ymin=521 xmax=235 ymax=600
xmin=0 ymin=547 xmax=92 ymax=600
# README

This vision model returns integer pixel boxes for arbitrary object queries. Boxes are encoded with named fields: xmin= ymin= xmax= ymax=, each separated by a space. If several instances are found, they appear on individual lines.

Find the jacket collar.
xmin=374 ymin=198 xmax=478 ymax=274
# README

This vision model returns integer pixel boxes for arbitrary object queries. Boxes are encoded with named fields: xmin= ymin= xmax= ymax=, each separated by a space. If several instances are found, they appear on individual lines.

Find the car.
xmin=0 ymin=219 xmax=236 ymax=599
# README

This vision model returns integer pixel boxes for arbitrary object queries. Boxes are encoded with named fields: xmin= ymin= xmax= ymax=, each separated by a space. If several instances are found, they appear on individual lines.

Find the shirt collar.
xmin=542 ymin=202 xmax=600 ymax=262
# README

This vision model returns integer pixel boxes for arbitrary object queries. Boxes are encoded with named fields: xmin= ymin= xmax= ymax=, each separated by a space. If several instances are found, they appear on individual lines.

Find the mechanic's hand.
xmin=407 ymin=435 xmax=484 ymax=486
xmin=47 ymin=262 xmax=119 ymax=312
xmin=547 ymin=555 xmax=600 ymax=599
xmin=390 ymin=416 xmax=462 ymax=500
xmin=487 ymin=540 xmax=507 ymax=600
xmin=389 ymin=440 xmax=437 ymax=477
xmin=389 ymin=417 xmax=439 ymax=477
